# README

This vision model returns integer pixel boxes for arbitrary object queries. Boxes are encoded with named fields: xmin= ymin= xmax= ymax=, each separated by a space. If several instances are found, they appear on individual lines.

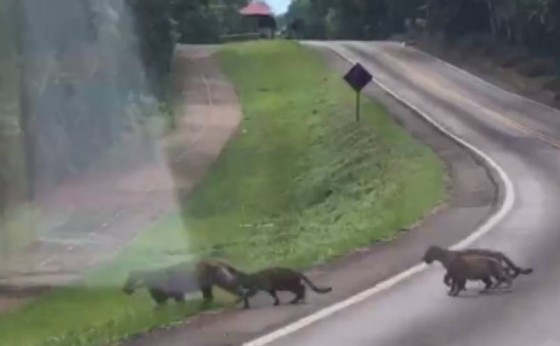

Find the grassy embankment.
xmin=0 ymin=41 xmax=444 ymax=345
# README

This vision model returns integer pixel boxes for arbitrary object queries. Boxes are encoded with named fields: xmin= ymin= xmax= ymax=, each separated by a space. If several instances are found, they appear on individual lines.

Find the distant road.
xmin=260 ymin=41 xmax=560 ymax=346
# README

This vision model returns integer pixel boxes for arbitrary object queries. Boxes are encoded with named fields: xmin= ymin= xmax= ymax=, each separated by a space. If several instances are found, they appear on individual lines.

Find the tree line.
xmin=285 ymin=0 xmax=560 ymax=56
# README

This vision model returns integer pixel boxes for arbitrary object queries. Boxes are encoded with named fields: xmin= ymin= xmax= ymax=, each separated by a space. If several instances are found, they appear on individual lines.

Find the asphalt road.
xmin=260 ymin=41 xmax=560 ymax=346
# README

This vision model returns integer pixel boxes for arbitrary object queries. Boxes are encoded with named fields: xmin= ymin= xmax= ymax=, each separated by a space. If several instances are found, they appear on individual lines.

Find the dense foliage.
xmin=286 ymin=0 xmax=560 ymax=55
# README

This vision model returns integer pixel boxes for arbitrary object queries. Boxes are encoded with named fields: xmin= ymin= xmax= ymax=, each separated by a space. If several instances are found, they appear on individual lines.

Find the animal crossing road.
xmin=253 ymin=41 xmax=560 ymax=346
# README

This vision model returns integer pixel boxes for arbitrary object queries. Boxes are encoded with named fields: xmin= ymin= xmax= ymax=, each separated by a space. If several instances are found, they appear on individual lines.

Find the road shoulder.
xmin=126 ymin=45 xmax=500 ymax=346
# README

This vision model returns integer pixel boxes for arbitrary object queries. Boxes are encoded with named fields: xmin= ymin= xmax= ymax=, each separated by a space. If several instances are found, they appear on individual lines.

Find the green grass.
xmin=185 ymin=41 xmax=445 ymax=269
xmin=0 ymin=41 xmax=445 ymax=346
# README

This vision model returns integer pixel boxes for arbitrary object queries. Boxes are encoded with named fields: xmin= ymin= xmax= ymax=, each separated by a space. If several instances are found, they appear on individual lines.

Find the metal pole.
xmin=356 ymin=91 xmax=361 ymax=122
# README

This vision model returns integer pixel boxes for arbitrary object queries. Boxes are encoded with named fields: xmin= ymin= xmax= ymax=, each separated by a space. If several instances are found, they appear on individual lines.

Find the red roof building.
xmin=239 ymin=1 xmax=273 ymax=16
xmin=238 ymin=1 xmax=276 ymax=39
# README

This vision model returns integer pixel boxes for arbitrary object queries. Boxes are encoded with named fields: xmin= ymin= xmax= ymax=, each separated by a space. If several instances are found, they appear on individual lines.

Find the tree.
xmin=285 ymin=0 xmax=560 ymax=56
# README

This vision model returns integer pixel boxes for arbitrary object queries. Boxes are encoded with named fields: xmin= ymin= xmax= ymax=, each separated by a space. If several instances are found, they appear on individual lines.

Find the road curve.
xmin=256 ymin=41 xmax=560 ymax=346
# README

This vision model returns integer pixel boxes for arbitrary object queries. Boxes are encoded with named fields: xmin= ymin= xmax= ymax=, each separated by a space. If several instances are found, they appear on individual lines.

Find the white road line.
xmin=242 ymin=42 xmax=516 ymax=346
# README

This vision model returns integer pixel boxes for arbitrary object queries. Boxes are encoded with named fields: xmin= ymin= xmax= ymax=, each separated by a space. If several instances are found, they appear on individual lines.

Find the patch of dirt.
xmin=0 ymin=285 xmax=51 ymax=314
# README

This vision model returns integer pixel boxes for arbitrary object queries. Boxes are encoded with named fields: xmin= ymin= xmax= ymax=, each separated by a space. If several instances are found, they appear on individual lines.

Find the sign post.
xmin=343 ymin=63 xmax=373 ymax=122
xmin=356 ymin=91 xmax=361 ymax=122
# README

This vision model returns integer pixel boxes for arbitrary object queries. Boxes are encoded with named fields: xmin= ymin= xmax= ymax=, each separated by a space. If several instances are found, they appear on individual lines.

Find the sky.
xmin=266 ymin=0 xmax=290 ymax=14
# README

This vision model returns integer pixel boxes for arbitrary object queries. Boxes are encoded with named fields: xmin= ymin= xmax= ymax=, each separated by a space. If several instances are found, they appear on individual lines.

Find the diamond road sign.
xmin=343 ymin=63 xmax=373 ymax=92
